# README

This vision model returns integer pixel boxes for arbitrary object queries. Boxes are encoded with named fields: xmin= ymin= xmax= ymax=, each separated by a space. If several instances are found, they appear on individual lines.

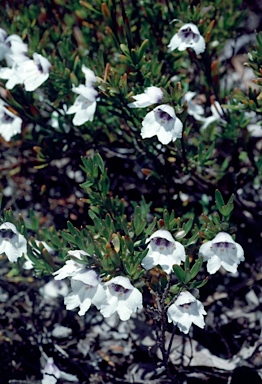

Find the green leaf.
xmin=183 ymin=219 xmax=193 ymax=235
xmin=95 ymin=152 xmax=105 ymax=172
xmin=67 ymin=221 xmax=79 ymax=236
xmin=185 ymin=255 xmax=190 ymax=270
xmin=144 ymin=217 xmax=157 ymax=237
xmin=185 ymin=268 xmax=191 ymax=283
xmin=212 ymin=213 xmax=221 ymax=225
xmin=80 ymin=180 xmax=93 ymax=189
xmin=163 ymin=209 xmax=170 ymax=229
xmin=112 ymin=234 xmax=121 ymax=253
xmin=60 ymin=231 xmax=75 ymax=243
xmin=190 ymin=277 xmax=208 ymax=289
xmin=133 ymin=207 xmax=140 ymax=232
xmin=222 ymin=193 xmax=234 ymax=216
xmin=137 ymin=39 xmax=149 ymax=62
xmin=124 ymin=235 xmax=134 ymax=253
xmin=190 ymin=257 xmax=203 ymax=280
xmin=119 ymin=54 xmax=132 ymax=65
xmin=120 ymin=43 xmax=130 ymax=57
xmin=173 ymin=264 xmax=185 ymax=283
xmin=215 ymin=189 xmax=225 ymax=210
xmin=184 ymin=230 xmax=199 ymax=246
xmin=135 ymin=219 xmax=146 ymax=236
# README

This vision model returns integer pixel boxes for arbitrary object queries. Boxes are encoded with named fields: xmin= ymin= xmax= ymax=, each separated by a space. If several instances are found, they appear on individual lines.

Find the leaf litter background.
xmin=0 ymin=1 xmax=262 ymax=383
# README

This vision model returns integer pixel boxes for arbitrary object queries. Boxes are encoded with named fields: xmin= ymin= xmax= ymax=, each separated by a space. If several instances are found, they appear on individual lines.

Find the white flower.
xmin=42 ymin=357 xmax=78 ymax=384
xmin=168 ymin=23 xmax=206 ymax=55
xmin=167 ymin=291 xmax=207 ymax=334
xmin=53 ymin=250 xmax=89 ymax=280
xmin=66 ymin=87 xmax=97 ymax=125
xmin=141 ymin=104 xmax=183 ymax=145
xmin=100 ymin=276 xmax=143 ymax=321
xmin=64 ymin=270 xmax=106 ymax=316
xmin=67 ymin=65 xmax=98 ymax=126
xmin=0 ymin=53 xmax=51 ymax=91
xmin=199 ymin=101 xmax=225 ymax=129
xmin=199 ymin=232 xmax=244 ymax=274
xmin=0 ymin=28 xmax=28 ymax=66
xmin=128 ymin=86 xmax=164 ymax=108
xmin=19 ymin=53 xmax=51 ymax=91
xmin=0 ymin=102 xmax=23 ymax=141
xmin=141 ymin=229 xmax=186 ymax=274
xmin=183 ymin=91 xmax=205 ymax=120
xmin=0 ymin=222 xmax=27 ymax=262
xmin=4 ymin=35 xmax=28 ymax=66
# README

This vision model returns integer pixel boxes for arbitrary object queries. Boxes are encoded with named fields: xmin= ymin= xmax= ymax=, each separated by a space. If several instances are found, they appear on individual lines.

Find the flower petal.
xmin=206 ymin=255 xmax=222 ymax=274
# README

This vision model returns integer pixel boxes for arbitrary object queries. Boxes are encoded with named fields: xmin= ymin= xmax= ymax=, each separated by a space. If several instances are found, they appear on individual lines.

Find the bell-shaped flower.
xmin=0 ymin=222 xmax=27 ymax=263
xmin=0 ymin=28 xmax=28 ymax=66
xmin=64 ymin=270 xmax=106 ymax=316
xmin=0 ymin=101 xmax=23 ymax=141
xmin=53 ymin=250 xmax=89 ymax=280
xmin=183 ymin=91 xmax=205 ymax=120
xmin=5 ymin=35 xmax=28 ymax=66
xmin=0 ymin=53 xmax=51 ymax=91
xmin=199 ymin=232 xmax=244 ymax=274
xmin=167 ymin=291 xmax=206 ymax=334
xmin=19 ymin=53 xmax=51 ymax=91
xmin=141 ymin=229 xmax=186 ymax=274
xmin=141 ymin=104 xmax=183 ymax=145
xmin=168 ymin=23 xmax=206 ymax=55
xmin=42 ymin=357 xmax=78 ymax=384
xmin=67 ymin=65 xmax=98 ymax=126
xmin=128 ymin=86 xmax=164 ymax=108
xmin=100 ymin=276 xmax=143 ymax=321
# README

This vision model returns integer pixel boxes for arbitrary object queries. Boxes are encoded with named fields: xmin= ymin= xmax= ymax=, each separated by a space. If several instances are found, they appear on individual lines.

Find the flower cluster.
xmin=1 ymin=219 xmax=244 ymax=335
xmin=128 ymin=87 xmax=183 ymax=145
xmin=0 ymin=28 xmax=51 ymax=142
xmin=53 ymin=250 xmax=143 ymax=321
xmin=0 ymin=12 xmax=249 ymax=348
xmin=140 ymin=229 xmax=206 ymax=333
xmin=0 ymin=28 xmax=51 ymax=92
xmin=140 ymin=229 xmax=244 ymax=333
xmin=126 ymin=23 xmax=206 ymax=145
